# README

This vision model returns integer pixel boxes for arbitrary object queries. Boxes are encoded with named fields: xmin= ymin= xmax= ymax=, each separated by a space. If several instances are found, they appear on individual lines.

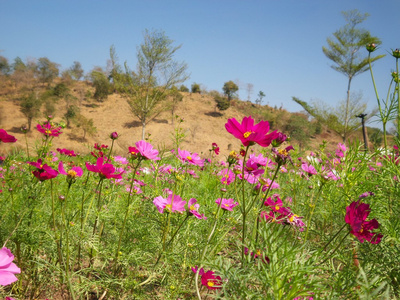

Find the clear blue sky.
xmin=1 ymin=0 xmax=399 ymax=120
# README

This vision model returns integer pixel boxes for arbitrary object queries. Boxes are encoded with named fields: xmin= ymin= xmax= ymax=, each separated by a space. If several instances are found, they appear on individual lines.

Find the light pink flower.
xmin=153 ymin=194 xmax=186 ymax=214
xmin=58 ymin=161 xmax=83 ymax=179
xmin=128 ymin=140 xmax=160 ymax=160
xmin=177 ymin=149 xmax=204 ymax=167
xmin=0 ymin=247 xmax=21 ymax=286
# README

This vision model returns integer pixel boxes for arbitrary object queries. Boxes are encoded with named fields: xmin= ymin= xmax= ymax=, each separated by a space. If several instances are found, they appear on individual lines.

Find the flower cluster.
xmin=153 ymin=193 xmax=206 ymax=219
xmin=261 ymin=194 xmax=305 ymax=231
xmin=36 ymin=122 xmax=62 ymax=137
xmin=128 ymin=140 xmax=160 ymax=161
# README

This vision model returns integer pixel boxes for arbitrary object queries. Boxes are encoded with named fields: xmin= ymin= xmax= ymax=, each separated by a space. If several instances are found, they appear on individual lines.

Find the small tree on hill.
xmin=223 ymin=80 xmax=239 ymax=101
xmin=20 ymin=92 xmax=42 ymax=130
xmin=36 ymin=57 xmax=60 ymax=86
xmin=89 ymin=68 xmax=111 ymax=102
xmin=214 ymin=93 xmax=230 ymax=112
xmin=69 ymin=61 xmax=84 ymax=81
xmin=179 ymin=85 xmax=189 ymax=92
xmin=115 ymin=29 xmax=189 ymax=139
xmin=191 ymin=83 xmax=201 ymax=94
xmin=255 ymin=91 xmax=266 ymax=105
xmin=74 ymin=114 xmax=97 ymax=139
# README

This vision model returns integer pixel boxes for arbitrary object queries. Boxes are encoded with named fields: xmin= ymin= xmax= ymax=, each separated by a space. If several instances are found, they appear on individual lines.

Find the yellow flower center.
xmin=186 ymin=156 xmax=192 ymax=160
xmin=274 ymin=205 xmax=280 ymax=211
xmin=67 ymin=170 xmax=77 ymax=178
xmin=256 ymin=249 xmax=261 ymax=256
xmin=189 ymin=205 xmax=195 ymax=210
xmin=243 ymin=131 xmax=253 ymax=138
xmin=165 ymin=204 xmax=172 ymax=212
xmin=45 ymin=130 xmax=52 ymax=134
xmin=207 ymin=281 xmax=214 ymax=287
xmin=289 ymin=214 xmax=298 ymax=222
xmin=279 ymin=149 xmax=288 ymax=156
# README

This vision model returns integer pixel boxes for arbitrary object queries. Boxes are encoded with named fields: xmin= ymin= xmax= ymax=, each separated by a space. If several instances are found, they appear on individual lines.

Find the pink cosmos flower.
xmin=36 ymin=122 xmax=62 ymax=137
xmin=218 ymin=168 xmax=235 ymax=185
xmin=272 ymin=145 xmax=294 ymax=164
xmin=264 ymin=194 xmax=284 ymax=212
xmin=153 ymin=194 xmax=186 ymax=214
xmin=345 ymin=201 xmax=382 ymax=244
xmin=188 ymin=198 xmax=206 ymax=219
xmin=177 ymin=149 xmax=204 ymax=167
xmin=58 ymin=161 xmax=83 ymax=179
xmin=286 ymin=213 xmax=305 ymax=231
xmin=85 ymin=157 xmax=124 ymax=179
xmin=225 ymin=116 xmax=278 ymax=147
xmin=301 ymin=163 xmax=317 ymax=176
xmin=248 ymin=153 xmax=275 ymax=168
xmin=0 ymin=129 xmax=17 ymax=143
xmin=114 ymin=156 xmax=128 ymax=164
xmin=0 ymin=247 xmax=21 ymax=286
xmin=56 ymin=148 xmax=77 ymax=157
xmin=27 ymin=159 xmax=58 ymax=181
xmin=335 ymin=143 xmax=347 ymax=158
xmin=215 ymin=198 xmax=239 ymax=211
xmin=128 ymin=140 xmax=160 ymax=160
xmin=271 ymin=132 xmax=287 ymax=147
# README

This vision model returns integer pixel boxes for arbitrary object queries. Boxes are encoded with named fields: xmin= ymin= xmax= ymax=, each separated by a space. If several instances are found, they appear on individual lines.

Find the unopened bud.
xmin=366 ymin=43 xmax=377 ymax=53
xmin=392 ymin=49 xmax=400 ymax=59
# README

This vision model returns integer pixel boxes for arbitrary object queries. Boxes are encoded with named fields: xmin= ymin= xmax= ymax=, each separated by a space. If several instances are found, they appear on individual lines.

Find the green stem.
xmin=114 ymin=161 xmax=141 ymax=267
xmin=318 ymin=231 xmax=350 ymax=266
xmin=254 ymin=163 xmax=281 ymax=244
xmin=240 ymin=146 xmax=250 ymax=265
xmin=195 ymin=197 xmax=223 ymax=300
xmin=304 ymin=182 xmax=325 ymax=243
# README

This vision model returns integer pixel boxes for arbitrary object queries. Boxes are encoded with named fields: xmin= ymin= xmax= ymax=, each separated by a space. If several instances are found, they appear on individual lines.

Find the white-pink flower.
xmin=188 ymin=198 xmax=207 ymax=219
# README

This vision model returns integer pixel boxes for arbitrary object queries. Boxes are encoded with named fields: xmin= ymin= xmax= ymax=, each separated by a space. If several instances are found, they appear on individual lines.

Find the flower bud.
xmin=110 ymin=131 xmax=119 ymax=140
xmin=271 ymin=132 xmax=287 ymax=147
xmin=59 ymin=195 xmax=65 ymax=201
xmin=366 ymin=43 xmax=377 ymax=53
xmin=392 ymin=49 xmax=400 ymax=59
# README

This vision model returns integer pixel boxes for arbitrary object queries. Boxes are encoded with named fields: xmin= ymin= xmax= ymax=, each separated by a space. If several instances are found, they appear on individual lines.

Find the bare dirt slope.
xmin=0 ymin=92 xmax=249 ymax=158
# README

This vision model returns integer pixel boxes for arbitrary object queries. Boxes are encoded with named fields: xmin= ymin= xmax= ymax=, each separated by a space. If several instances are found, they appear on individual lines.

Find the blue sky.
xmin=1 ymin=0 xmax=399 ymax=121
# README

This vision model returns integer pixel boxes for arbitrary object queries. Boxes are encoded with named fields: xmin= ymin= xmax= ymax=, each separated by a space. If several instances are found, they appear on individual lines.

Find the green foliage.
xmin=36 ymin=57 xmax=60 ymax=86
xmin=69 ymin=61 xmax=84 ymax=80
xmin=0 ymin=56 xmax=11 ymax=75
xmin=191 ymin=82 xmax=201 ymax=94
xmin=322 ymin=9 xmax=384 ymax=79
xmin=292 ymin=94 xmax=374 ymax=142
xmin=19 ymin=92 xmax=42 ymax=130
xmin=255 ymin=90 xmax=265 ymax=105
xmin=179 ymin=84 xmax=189 ymax=92
xmin=222 ymin=80 xmax=238 ymax=101
xmin=90 ymin=69 xmax=111 ymax=102
xmin=64 ymin=104 xmax=80 ymax=128
xmin=73 ymin=114 xmax=96 ymax=138
xmin=284 ymin=112 xmax=315 ymax=149
xmin=214 ymin=93 xmax=230 ymax=111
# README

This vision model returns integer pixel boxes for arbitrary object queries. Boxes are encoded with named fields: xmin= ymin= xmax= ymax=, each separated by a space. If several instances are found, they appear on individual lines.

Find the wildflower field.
xmin=0 ymin=115 xmax=399 ymax=300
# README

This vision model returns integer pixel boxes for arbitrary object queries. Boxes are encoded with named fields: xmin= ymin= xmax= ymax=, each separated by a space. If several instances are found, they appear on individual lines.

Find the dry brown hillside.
xmin=0 ymin=81 xmax=345 ymax=158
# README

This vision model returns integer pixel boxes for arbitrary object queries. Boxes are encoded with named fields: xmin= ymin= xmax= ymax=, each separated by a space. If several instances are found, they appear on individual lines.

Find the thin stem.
xmin=240 ymin=146 xmax=250 ymax=265
xmin=318 ymin=231 xmax=350 ymax=266
xmin=304 ymin=182 xmax=325 ymax=243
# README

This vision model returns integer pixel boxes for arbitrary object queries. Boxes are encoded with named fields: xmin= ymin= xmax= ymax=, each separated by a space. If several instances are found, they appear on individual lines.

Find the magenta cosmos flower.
xmin=177 ymin=149 xmax=204 ymax=167
xmin=0 ymin=247 xmax=21 ymax=286
xmin=225 ymin=116 xmax=278 ymax=147
xmin=36 ymin=122 xmax=62 ymax=137
xmin=57 ymin=148 xmax=77 ymax=157
xmin=201 ymin=270 xmax=222 ymax=290
xmin=0 ymin=129 xmax=17 ymax=143
xmin=153 ymin=194 xmax=186 ymax=214
xmin=27 ymin=159 xmax=58 ymax=181
xmin=215 ymin=198 xmax=239 ymax=211
xmin=85 ymin=157 xmax=123 ymax=179
xmin=345 ymin=201 xmax=382 ymax=244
